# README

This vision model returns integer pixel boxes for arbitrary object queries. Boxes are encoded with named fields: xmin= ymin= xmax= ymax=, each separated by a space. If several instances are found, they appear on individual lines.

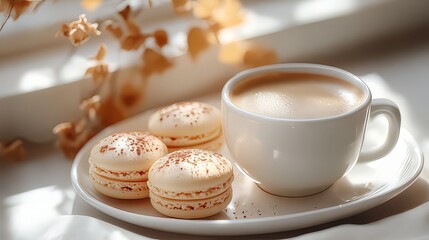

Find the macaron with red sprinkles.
xmin=148 ymin=102 xmax=223 ymax=152
xmin=89 ymin=132 xmax=168 ymax=199
xmin=148 ymin=149 xmax=234 ymax=219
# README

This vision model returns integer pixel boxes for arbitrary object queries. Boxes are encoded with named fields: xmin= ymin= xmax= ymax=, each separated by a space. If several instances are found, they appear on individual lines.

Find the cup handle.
xmin=359 ymin=98 xmax=401 ymax=161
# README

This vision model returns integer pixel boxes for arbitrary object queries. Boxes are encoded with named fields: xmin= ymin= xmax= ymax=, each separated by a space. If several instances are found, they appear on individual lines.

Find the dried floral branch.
xmin=52 ymin=0 xmax=278 ymax=159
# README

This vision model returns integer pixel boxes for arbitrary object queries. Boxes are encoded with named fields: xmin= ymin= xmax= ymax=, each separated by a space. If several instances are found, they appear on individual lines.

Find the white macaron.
xmin=89 ymin=132 xmax=168 ymax=199
xmin=148 ymin=149 xmax=234 ymax=219
xmin=148 ymin=102 xmax=223 ymax=152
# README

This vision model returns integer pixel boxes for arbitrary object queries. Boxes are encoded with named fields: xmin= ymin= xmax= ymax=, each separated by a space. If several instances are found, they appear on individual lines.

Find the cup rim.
xmin=221 ymin=63 xmax=372 ymax=122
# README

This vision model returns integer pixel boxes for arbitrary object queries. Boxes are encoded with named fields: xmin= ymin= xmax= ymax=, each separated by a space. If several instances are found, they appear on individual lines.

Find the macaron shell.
xmin=90 ymin=132 xmax=168 ymax=172
xmin=149 ymin=187 xmax=232 ymax=219
xmin=158 ymin=128 xmax=221 ymax=147
xmin=148 ymin=102 xmax=221 ymax=137
xmin=148 ymin=149 xmax=233 ymax=192
xmin=90 ymin=171 xmax=149 ymax=199
xmin=166 ymin=131 xmax=224 ymax=153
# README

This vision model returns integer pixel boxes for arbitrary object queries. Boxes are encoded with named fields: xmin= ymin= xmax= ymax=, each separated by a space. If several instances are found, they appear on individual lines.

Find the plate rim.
xmin=71 ymin=127 xmax=424 ymax=235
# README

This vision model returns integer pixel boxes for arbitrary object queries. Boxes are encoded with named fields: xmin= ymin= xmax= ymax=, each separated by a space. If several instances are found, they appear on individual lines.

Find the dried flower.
xmin=187 ymin=26 xmax=212 ymax=60
xmin=153 ymin=29 xmax=168 ymax=48
xmin=141 ymin=48 xmax=172 ymax=76
xmin=103 ymin=20 xmax=123 ymax=39
xmin=212 ymin=0 xmax=243 ymax=28
xmin=0 ymin=0 xmax=12 ymax=13
xmin=85 ymin=63 xmax=109 ymax=84
xmin=171 ymin=0 xmax=192 ymax=14
xmin=0 ymin=140 xmax=26 ymax=160
xmin=85 ymin=44 xmax=109 ymax=83
xmin=119 ymin=5 xmax=131 ymax=20
xmin=57 ymin=14 xmax=101 ymax=46
xmin=192 ymin=0 xmax=242 ymax=29
xmin=85 ymin=63 xmax=109 ymax=83
xmin=53 ymin=94 xmax=125 ymax=159
xmin=125 ymin=20 xmax=140 ymax=36
xmin=1 ymin=0 xmax=45 ymax=31
xmin=80 ymin=95 xmax=101 ymax=123
xmin=53 ymin=121 xmax=98 ymax=159
xmin=120 ymin=82 xmax=142 ymax=107
xmin=53 ymin=95 xmax=102 ymax=153
xmin=121 ymin=34 xmax=147 ymax=51
xmin=243 ymin=45 xmax=278 ymax=67
xmin=81 ymin=0 xmax=102 ymax=12
xmin=218 ymin=41 xmax=245 ymax=64
xmin=219 ymin=41 xmax=278 ymax=67
xmin=12 ymin=1 xmax=32 ymax=20
xmin=192 ymin=0 xmax=220 ymax=19
xmin=97 ymin=96 xmax=126 ymax=126
xmin=114 ymin=5 xmax=150 ymax=51
xmin=93 ymin=43 xmax=107 ymax=61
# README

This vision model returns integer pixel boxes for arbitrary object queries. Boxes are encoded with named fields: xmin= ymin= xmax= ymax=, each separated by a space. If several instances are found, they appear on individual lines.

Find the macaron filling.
xmin=147 ymin=176 xmax=233 ymax=200
xmin=89 ymin=159 xmax=148 ymax=181
xmin=150 ymin=187 xmax=232 ymax=211
xmin=157 ymin=128 xmax=222 ymax=147
xmin=90 ymin=171 xmax=149 ymax=192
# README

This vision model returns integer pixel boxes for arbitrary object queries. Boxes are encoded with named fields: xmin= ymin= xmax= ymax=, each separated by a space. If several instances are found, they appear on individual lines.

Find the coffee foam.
xmin=230 ymin=72 xmax=364 ymax=119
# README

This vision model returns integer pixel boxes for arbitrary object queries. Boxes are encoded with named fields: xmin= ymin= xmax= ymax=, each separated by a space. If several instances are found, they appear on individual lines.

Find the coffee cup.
xmin=221 ymin=63 xmax=401 ymax=197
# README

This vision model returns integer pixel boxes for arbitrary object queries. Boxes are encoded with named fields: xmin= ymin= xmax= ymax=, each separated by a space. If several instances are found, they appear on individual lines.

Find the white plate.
xmin=71 ymin=96 xmax=424 ymax=236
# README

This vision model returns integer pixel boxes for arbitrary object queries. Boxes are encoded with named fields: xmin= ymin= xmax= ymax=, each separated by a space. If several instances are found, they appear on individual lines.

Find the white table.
xmin=1 ymin=22 xmax=429 ymax=240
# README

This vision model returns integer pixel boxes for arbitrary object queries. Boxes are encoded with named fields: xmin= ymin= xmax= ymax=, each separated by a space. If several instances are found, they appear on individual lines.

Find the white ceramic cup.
xmin=221 ymin=63 xmax=401 ymax=197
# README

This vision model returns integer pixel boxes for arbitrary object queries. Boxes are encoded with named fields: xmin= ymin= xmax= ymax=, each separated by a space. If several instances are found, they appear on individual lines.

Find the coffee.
xmin=230 ymin=72 xmax=365 ymax=119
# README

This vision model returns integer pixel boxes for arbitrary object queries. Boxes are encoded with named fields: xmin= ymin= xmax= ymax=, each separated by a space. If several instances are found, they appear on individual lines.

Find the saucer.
xmin=71 ymin=97 xmax=423 ymax=236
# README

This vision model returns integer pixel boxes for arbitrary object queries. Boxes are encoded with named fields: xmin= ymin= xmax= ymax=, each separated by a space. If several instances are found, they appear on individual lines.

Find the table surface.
xmin=1 ymin=28 xmax=429 ymax=239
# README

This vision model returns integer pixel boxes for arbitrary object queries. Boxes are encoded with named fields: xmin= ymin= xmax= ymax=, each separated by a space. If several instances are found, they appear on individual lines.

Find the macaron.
xmin=148 ymin=149 xmax=234 ymax=219
xmin=148 ymin=102 xmax=223 ymax=152
xmin=89 ymin=132 xmax=168 ymax=199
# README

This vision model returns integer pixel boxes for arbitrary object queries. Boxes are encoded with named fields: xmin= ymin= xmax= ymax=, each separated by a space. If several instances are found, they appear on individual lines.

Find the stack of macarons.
xmin=89 ymin=132 xmax=168 ymax=199
xmin=88 ymin=102 xmax=234 ymax=219
xmin=148 ymin=102 xmax=224 ymax=152
xmin=147 ymin=149 xmax=234 ymax=219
